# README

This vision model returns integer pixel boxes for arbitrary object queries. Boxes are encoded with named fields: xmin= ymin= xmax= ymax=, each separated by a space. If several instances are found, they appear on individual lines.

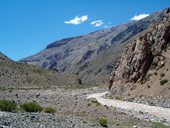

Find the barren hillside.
xmin=0 ymin=52 xmax=81 ymax=89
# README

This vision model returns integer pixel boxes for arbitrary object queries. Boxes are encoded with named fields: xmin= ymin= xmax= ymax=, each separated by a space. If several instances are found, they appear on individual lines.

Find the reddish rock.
xmin=109 ymin=10 xmax=170 ymax=92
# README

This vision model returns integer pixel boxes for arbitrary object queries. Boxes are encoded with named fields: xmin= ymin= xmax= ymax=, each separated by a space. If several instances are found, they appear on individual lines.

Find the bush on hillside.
xmin=160 ymin=79 xmax=168 ymax=85
xmin=44 ymin=107 xmax=56 ymax=113
xmin=160 ymin=73 xmax=165 ymax=77
xmin=21 ymin=102 xmax=43 ymax=112
xmin=0 ymin=99 xmax=16 ymax=112
xmin=99 ymin=118 xmax=108 ymax=127
xmin=150 ymin=61 xmax=158 ymax=70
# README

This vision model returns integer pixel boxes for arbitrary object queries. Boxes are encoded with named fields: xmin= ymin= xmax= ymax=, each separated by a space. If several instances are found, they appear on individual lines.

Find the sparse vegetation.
xmin=115 ymin=96 xmax=123 ymax=100
xmin=151 ymin=56 xmax=166 ymax=70
xmin=153 ymin=122 xmax=169 ymax=128
xmin=150 ymin=61 xmax=158 ymax=70
xmin=0 ymin=87 xmax=6 ymax=91
xmin=21 ymin=102 xmax=43 ymax=112
xmin=147 ymin=85 xmax=151 ymax=88
xmin=160 ymin=73 xmax=165 ymax=77
xmin=74 ymin=111 xmax=87 ymax=117
xmin=98 ymin=118 xmax=108 ymax=127
xmin=0 ymin=99 xmax=16 ymax=112
xmin=44 ymin=107 xmax=56 ymax=113
xmin=87 ymin=103 xmax=91 ymax=106
xmin=160 ymin=79 xmax=168 ymax=85
xmin=8 ymin=88 xmax=14 ymax=92
xmin=160 ymin=55 xmax=166 ymax=61
xmin=31 ymin=68 xmax=44 ymax=75
xmin=154 ymin=72 xmax=158 ymax=75
xmin=140 ymin=74 xmax=151 ymax=84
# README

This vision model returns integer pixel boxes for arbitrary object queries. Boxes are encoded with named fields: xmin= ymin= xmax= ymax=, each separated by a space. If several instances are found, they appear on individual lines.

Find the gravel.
xmin=0 ymin=112 xmax=99 ymax=128
xmin=88 ymin=92 xmax=170 ymax=126
xmin=0 ymin=87 xmax=162 ymax=128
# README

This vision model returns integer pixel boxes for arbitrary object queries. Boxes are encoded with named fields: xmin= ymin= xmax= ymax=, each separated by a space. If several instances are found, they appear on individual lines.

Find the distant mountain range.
xmin=20 ymin=8 xmax=168 ymax=84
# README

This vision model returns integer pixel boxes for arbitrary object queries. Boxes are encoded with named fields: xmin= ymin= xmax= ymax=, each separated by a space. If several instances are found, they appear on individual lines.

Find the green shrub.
xmin=0 ymin=100 xmax=16 ymax=112
xmin=160 ymin=73 xmax=165 ymax=77
xmin=147 ymin=85 xmax=151 ymax=88
xmin=153 ymin=122 xmax=169 ymax=128
xmin=160 ymin=79 xmax=168 ymax=85
xmin=87 ymin=103 xmax=91 ymax=106
xmin=161 ymin=55 xmax=166 ymax=61
xmin=0 ymin=87 xmax=6 ymax=91
xmin=154 ymin=72 xmax=158 ymax=75
xmin=115 ymin=96 xmax=122 ymax=100
xmin=44 ymin=107 xmax=56 ymax=113
xmin=150 ymin=62 xmax=158 ymax=70
xmin=21 ymin=102 xmax=43 ymax=112
xmin=99 ymin=118 xmax=108 ymax=127
xmin=140 ymin=74 xmax=151 ymax=84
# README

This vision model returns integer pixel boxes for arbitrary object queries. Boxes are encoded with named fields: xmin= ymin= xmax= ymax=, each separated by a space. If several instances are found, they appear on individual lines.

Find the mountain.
xmin=20 ymin=8 xmax=169 ymax=84
xmin=0 ymin=52 xmax=81 ymax=89
xmin=109 ymin=8 xmax=170 ymax=107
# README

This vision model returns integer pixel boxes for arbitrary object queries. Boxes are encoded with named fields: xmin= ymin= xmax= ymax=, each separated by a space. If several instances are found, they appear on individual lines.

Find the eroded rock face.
xmin=109 ymin=9 xmax=170 ymax=90
xmin=112 ymin=37 xmax=153 ymax=84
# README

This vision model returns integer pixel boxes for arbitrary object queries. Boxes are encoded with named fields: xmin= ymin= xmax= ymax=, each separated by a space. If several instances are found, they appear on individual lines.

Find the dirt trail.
xmin=87 ymin=92 xmax=170 ymax=122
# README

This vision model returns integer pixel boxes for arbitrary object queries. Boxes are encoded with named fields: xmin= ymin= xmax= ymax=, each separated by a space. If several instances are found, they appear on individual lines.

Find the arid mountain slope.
xmin=20 ymin=9 xmax=168 ymax=83
xmin=0 ymin=52 xmax=81 ymax=88
xmin=109 ymin=8 xmax=170 ymax=107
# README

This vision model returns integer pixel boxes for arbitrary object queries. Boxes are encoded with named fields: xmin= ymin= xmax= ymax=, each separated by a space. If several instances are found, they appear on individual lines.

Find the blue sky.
xmin=0 ymin=0 xmax=170 ymax=60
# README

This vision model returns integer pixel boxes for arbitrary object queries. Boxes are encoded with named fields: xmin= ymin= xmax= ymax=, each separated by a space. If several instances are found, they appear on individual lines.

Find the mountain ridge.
xmin=20 ymin=8 xmax=169 ymax=84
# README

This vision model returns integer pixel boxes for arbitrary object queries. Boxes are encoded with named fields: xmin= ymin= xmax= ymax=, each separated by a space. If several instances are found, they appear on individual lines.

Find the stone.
xmin=36 ymin=93 xmax=40 ymax=98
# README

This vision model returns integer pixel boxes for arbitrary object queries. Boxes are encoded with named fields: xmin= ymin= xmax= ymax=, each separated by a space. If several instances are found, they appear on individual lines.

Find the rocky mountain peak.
xmin=109 ymin=8 xmax=170 ymax=90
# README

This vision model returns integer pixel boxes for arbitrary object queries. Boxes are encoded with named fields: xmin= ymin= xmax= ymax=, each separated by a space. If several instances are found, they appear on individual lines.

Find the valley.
xmin=0 ymin=87 xmax=164 ymax=128
xmin=20 ymin=8 xmax=168 ymax=84
xmin=0 ymin=5 xmax=170 ymax=128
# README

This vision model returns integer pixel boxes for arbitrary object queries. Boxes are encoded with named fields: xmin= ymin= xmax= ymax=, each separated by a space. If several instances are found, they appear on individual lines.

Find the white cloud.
xmin=131 ymin=14 xmax=149 ymax=21
xmin=64 ymin=15 xmax=88 ymax=25
xmin=91 ymin=20 xmax=104 ymax=27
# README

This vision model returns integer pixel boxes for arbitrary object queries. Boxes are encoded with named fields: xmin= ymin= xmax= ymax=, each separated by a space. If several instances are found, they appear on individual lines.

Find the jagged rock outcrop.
xmin=109 ymin=9 xmax=170 ymax=90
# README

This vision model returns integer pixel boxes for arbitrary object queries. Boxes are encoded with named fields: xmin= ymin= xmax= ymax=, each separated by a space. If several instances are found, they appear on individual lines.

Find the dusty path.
xmin=87 ymin=92 xmax=170 ymax=123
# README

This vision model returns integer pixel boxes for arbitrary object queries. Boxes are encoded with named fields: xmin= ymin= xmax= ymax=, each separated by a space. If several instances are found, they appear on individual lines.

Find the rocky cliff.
xmin=109 ymin=8 xmax=170 ymax=95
